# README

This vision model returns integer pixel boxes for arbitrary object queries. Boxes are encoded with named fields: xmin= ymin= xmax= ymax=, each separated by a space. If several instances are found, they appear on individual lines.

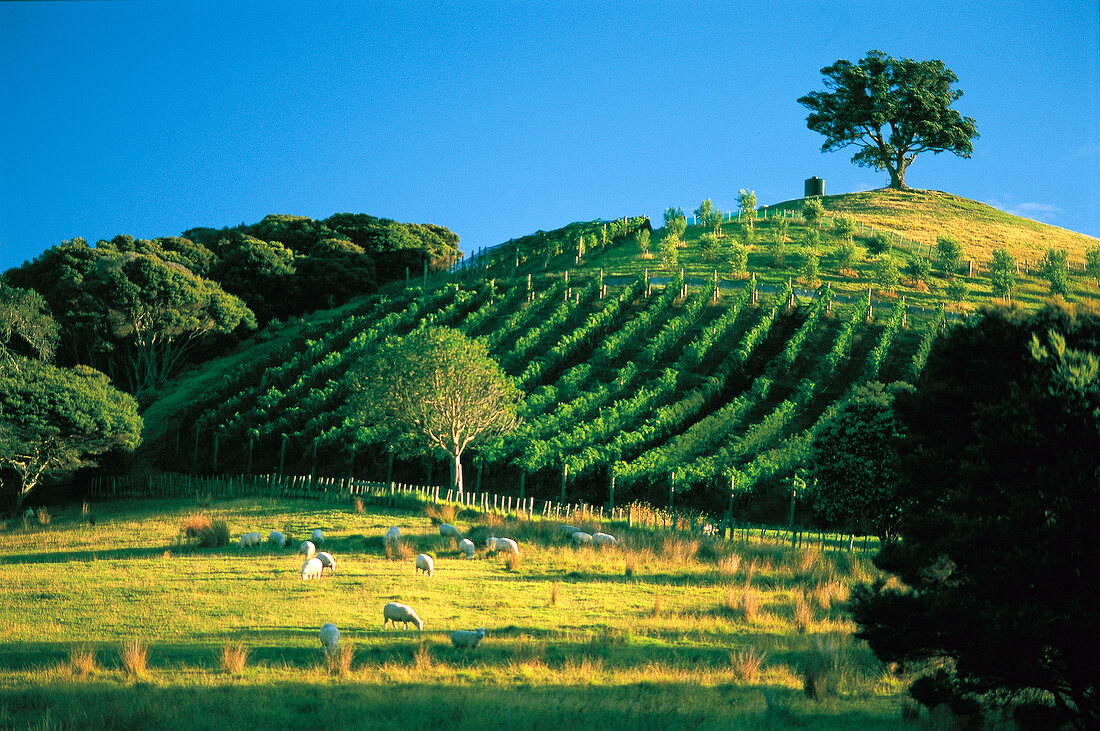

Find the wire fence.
xmin=89 ymin=472 xmax=879 ymax=554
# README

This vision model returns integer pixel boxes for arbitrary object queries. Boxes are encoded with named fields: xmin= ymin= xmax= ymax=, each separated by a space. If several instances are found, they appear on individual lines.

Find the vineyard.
xmin=158 ymin=243 xmax=944 ymax=525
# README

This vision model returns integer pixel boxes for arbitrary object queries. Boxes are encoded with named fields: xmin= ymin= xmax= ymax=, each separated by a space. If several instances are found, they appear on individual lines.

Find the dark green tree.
xmin=345 ymin=327 xmax=521 ymax=494
xmin=0 ymin=358 xmax=142 ymax=512
xmin=851 ymin=305 xmax=1100 ymax=728
xmin=808 ymin=382 xmax=911 ymax=541
xmin=798 ymin=50 xmax=978 ymax=189
xmin=0 ymin=284 xmax=58 ymax=368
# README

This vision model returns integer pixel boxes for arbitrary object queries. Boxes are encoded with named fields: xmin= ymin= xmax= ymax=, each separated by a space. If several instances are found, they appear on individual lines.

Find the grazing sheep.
xmin=299 ymin=540 xmax=317 ymax=558
xmin=382 ymin=601 xmax=423 ymax=631
xmin=317 ymin=551 xmax=336 ymax=573
xmin=439 ymin=523 xmax=461 ymax=539
xmin=311 ymin=529 xmax=325 ymax=548
xmin=383 ymin=527 xmax=400 ymax=550
xmin=238 ymin=531 xmax=262 ymax=548
xmin=319 ymin=623 xmax=340 ymax=656
xmin=559 ymin=524 xmax=578 ymax=537
xmin=268 ymin=530 xmax=287 ymax=549
xmin=485 ymin=536 xmax=519 ymax=556
xmin=571 ymin=531 xmax=593 ymax=546
xmin=458 ymin=538 xmax=475 ymax=558
xmin=450 ymin=628 xmax=486 ymax=650
xmin=592 ymin=532 xmax=619 ymax=547
xmin=415 ymin=553 xmax=434 ymax=577
xmin=301 ymin=557 xmax=323 ymax=580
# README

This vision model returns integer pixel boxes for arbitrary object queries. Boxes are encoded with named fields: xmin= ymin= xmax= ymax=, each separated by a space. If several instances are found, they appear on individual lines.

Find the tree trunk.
xmin=452 ymin=452 xmax=463 ymax=495
xmin=887 ymin=163 xmax=908 ymax=189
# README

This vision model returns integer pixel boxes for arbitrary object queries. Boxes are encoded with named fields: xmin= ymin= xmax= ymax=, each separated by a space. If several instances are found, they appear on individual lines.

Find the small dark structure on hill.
xmin=804 ymin=176 xmax=825 ymax=197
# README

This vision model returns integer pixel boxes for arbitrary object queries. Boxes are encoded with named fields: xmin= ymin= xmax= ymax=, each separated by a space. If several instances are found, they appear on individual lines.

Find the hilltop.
xmin=770 ymin=188 xmax=1098 ymax=264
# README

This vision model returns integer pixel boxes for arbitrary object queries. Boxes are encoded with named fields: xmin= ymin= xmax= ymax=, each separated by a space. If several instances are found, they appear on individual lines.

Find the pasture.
xmin=0 ymin=497 xmax=913 ymax=729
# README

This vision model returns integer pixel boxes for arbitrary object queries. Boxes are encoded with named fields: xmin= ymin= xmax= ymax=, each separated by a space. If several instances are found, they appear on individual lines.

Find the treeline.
xmin=1 ymin=213 xmax=460 ymax=394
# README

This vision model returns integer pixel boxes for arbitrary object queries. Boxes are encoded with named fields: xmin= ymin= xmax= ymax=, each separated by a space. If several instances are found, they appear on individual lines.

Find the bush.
xmin=867 ymin=233 xmax=892 ymax=256
xmin=198 ymin=520 xmax=231 ymax=547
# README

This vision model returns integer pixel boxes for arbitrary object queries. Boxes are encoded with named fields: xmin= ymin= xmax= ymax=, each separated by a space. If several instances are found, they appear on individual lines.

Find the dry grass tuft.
xmin=180 ymin=513 xmax=212 ymax=540
xmin=396 ymin=542 xmax=417 ymax=561
xmin=198 ymin=520 xmax=231 ymax=547
xmin=119 ymin=639 xmax=150 ymax=677
xmin=794 ymin=593 xmax=813 ymax=634
xmin=220 ymin=640 xmax=250 ymax=674
xmin=413 ymin=640 xmax=433 ymax=670
xmin=353 ymin=497 xmax=365 ymax=514
xmin=652 ymin=592 xmax=663 ymax=617
xmin=504 ymin=552 xmax=522 ymax=572
xmin=802 ymin=634 xmax=845 ymax=699
xmin=424 ymin=502 xmax=457 ymax=525
xmin=717 ymin=552 xmax=742 ymax=578
xmin=550 ymin=582 xmax=559 ymax=607
xmin=36 ymin=507 xmax=51 ymax=526
xmin=729 ymin=647 xmax=766 ymax=682
xmin=740 ymin=587 xmax=761 ymax=622
xmin=325 ymin=644 xmax=355 ymax=676
xmin=69 ymin=645 xmax=98 ymax=677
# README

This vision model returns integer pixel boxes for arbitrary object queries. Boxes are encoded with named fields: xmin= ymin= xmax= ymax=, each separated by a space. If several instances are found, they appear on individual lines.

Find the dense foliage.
xmin=798 ymin=50 xmax=978 ymax=189
xmin=851 ymin=304 xmax=1100 ymax=727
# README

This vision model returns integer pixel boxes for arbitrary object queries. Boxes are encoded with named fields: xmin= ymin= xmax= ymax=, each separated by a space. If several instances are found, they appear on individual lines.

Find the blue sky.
xmin=2 ymin=0 xmax=1097 ymax=272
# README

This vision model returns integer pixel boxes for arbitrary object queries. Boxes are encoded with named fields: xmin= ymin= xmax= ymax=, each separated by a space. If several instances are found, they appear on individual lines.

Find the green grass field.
xmin=0 ymin=497 xmax=916 ymax=730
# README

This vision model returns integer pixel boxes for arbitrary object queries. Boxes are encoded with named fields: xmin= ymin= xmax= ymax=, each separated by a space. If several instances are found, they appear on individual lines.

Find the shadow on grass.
xmin=0 ymin=678 xmax=905 ymax=730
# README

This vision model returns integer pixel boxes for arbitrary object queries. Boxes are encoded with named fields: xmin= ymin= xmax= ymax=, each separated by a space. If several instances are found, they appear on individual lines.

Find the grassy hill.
xmin=769 ymin=187 xmax=1099 ymax=264
xmin=133 ymin=189 xmax=1098 ymax=527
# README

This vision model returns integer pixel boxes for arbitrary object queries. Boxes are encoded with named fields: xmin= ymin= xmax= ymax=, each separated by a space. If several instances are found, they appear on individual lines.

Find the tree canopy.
xmin=798 ymin=50 xmax=978 ymax=189
xmin=0 ymin=358 xmax=142 ymax=512
xmin=0 ymin=283 xmax=58 ymax=368
xmin=345 ymin=327 xmax=521 ymax=494
xmin=850 ymin=305 xmax=1100 ymax=727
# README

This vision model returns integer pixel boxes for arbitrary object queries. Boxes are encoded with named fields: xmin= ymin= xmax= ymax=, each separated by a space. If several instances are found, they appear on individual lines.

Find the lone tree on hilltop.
xmin=798 ymin=50 xmax=978 ymax=189
xmin=345 ymin=327 xmax=520 ymax=495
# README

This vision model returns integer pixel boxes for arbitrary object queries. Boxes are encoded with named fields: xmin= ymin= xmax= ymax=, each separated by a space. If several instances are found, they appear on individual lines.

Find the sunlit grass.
xmin=0 ymin=497 xmax=910 ymax=729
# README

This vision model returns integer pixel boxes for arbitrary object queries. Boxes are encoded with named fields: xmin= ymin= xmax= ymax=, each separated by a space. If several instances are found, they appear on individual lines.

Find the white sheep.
xmin=268 ymin=530 xmax=287 ymax=549
xmin=458 ymin=538 xmax=475 ymax=558
xmin=382 ymin=601 xmax=423 ymax=631
xmin=383 ymin=526 xmax=400 ymax=551
xmin=301 ymin=557 xmax=323 ymax=580
xmin=571 ymin=531 xmax=593 ymax=546
xmin=238 ymin=531 xmax=262 ymax=548
xmin=317 ymin=551 xmax=336 ymax=573
xmin=485 ymin=536 xmax=519 ymax=556
xmin=299 ymin=540 xmax=317 ymax=558
xmin=592 ymin=531 xmax=619 ymax=547
xmin=450 ymin=628 xmax=486 ymax=650
xmin=439 ymin=523 xmax=461 ymax=539
xmin=319 ymin=622 xmax=340 ymax=656
xmin=311 ymin=529 xmax=325 ymax=548
xmin=415 ymin=553 xmax=434 ymax=577
xmin=559 ymin=524 xmax=578 ymax=537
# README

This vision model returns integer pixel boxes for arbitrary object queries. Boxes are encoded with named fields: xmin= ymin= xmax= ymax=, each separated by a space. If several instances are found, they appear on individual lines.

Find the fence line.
xmin=88 ymin=472 xmax=878 ymax=554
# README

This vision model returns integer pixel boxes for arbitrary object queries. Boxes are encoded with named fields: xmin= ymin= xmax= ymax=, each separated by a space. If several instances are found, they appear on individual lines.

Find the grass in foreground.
xmin=0 ymin=497 xmax=914 ymax=730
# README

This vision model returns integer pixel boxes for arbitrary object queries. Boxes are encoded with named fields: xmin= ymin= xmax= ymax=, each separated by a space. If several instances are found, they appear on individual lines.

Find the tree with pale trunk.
xmin=345 ymin=327 xmax=520 ymax=494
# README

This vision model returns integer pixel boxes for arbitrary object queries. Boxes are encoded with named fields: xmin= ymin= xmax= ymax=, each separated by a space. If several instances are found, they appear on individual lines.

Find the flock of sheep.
xmin=236 ymin=519 xmax=619 ymax=658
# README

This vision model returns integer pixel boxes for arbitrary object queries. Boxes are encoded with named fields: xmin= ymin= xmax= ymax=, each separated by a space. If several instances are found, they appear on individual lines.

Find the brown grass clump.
xmin=69 ymin=645 xmax=98 ymax=677
xmin=652 ymin=592 xmax=663 ymax=617
xmin=36 ymin=507 xmax=51 ymax=526
xmin=424 ymin=502 xmax=458 ymax=525
xmin=396 ymin=542 xmax=417 ymax=561
xmin=353 ymin=497 xmax=365 ymax=514
xmin=794 ymin=593 xmax=813 ymax=634
xmin=740 ymin=587 xmax=761 ymax=623
xmin=181 ymin=514 xmax=212 ymax=539
xmin=325 ymin=644 xmax=355 ymax=676
xmin=413 ymin=640 xmax=433 ymax=671
xmin=504 ymin=552 xmax=522 ymax=572
xmin=119 ymin=639 xmax=150 ymax=677
xmin=717 ymin=552 xmax=742 ymax=578
xmin=550 ymin=582 xmax=559 ymax=607
xmin=729 ymin=647 xmax=766 ymax=682
xmin=220 ymin=641 xmax=250 ymax=674
xmin=802 ymin=635 xmax=845 ymax=699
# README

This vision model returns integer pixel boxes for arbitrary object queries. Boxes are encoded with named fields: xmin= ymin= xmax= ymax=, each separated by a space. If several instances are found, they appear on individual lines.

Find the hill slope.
xmin=770 ymin=188 xmax=1098 ymax=264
